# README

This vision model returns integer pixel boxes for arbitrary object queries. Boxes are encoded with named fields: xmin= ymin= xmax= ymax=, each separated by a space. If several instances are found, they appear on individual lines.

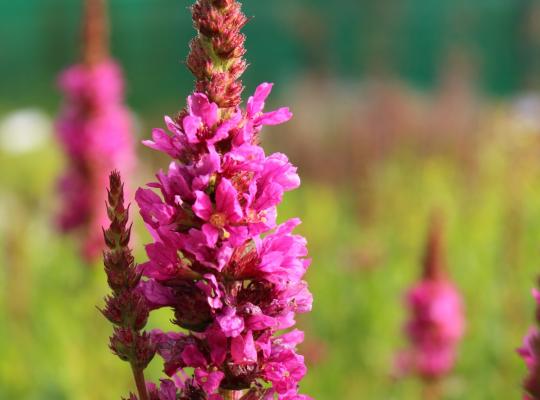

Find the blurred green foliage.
xmin=1 ymin=113 xmax=539 ymax=398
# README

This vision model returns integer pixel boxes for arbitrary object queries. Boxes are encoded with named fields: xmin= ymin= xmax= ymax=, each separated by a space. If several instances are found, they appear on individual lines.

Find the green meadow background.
xmin=2 ymin=1 xmax=540 ymax=399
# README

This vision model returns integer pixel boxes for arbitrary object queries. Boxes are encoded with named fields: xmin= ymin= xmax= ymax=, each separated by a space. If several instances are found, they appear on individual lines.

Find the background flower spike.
xmin=395 ymin=212 xmax=465 ymax=399
xmin=55 ymin=0 xmax=135 ymax=263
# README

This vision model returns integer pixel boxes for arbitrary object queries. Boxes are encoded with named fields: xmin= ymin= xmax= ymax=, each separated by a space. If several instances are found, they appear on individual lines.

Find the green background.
xmin=1 ymin=0 xmax=538 ymax=114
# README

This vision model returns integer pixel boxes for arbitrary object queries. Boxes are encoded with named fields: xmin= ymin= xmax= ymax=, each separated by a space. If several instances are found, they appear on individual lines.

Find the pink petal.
xmin=194 ymin=369 xmax=224 ymax=394
xmin=164 ymin=115 xmax=182 ymax=135
xmin=215 ymin=178 xmax=242 ymax=222
xmin=231 ymin=330 xmax=258 ymax=364
xmin=181 ymin=344 xmax=207 ymax=368
xmin=255 ymin=107 xmax=293 ymax=126
xmin=209 ymin=111 xmax=241 ymax=144
xmin=207 ymin=325 xmax=227 ymax=364
xmin=202 ymin=223 xmax=219 ymax=247
xmin=188 ymin=93 xmax=219 ymax=127
xmin=193 ymin=191 xmax=213 ymax=220
xmin=247 ymin=82 xmax=273 ymax=117
xmin=216 ymin=306 xmax=244 ymax=337
xmin=143 ymin=128 xmax=178 ymax=158
xmin=182 ymin=115 xmax=202 ymax=143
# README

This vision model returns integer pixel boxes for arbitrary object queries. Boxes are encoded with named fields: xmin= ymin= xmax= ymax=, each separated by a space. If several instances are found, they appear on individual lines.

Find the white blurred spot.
xmin=0 ymin=109 xmax=52 ymax=154
xmin=512 ymin=92 xmax=540 ymax=132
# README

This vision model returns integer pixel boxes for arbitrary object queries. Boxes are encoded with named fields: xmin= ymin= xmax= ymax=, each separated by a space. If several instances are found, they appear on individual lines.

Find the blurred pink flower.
xmin=404 ymin=280 xmax=465 ymax=379
xmin=518 ymin=289 xmax=540 ymax=399
xmin=397 ymin=215 xmax=465 ymax=381
xmin=56 ymin=60 xmax=134 ymax=262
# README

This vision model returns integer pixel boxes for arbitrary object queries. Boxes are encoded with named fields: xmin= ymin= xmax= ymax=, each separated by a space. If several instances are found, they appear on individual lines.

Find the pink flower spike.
xmin=56 ymin=60 xmax=135 ymax=262
xmin=400 ymin=215 xmax=465 ymax=382
xmin=130 ymin=0 xmax=312 ymax=398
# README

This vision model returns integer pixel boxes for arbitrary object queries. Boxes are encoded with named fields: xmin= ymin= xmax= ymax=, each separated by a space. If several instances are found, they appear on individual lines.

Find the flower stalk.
xmin=101 ymin=171 xmax=154 ymax=400
xmin=131 ymin=365 xmax=149 ymax=400
xmin=220 ymin=389 xmax=243 ymax=400
xmin=102 ymin=0 xmax=313 ymax=398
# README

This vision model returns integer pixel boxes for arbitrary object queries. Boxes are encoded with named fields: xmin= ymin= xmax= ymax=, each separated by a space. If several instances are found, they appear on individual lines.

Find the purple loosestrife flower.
xmin=56 ymin=0 xmax=134 ymax=262
xmin=131 ymin=1 xmax=312 ymax=399
xmin=518 ymin=287 xmax=540 ymax=399
xmin=397 ymin=217 xmax=465 ymax=383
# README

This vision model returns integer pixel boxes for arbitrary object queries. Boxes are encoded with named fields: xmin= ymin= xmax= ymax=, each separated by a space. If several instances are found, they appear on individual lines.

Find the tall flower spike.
xmin=130 ymin=0 xmax=311 ymax=399
xmin=397 ymin=215 xmax=465 ymax=391
xmin=56 ymin=0 xmax=135 ymax=262
xmin=102 ymin=171 xmax=155 ymax=400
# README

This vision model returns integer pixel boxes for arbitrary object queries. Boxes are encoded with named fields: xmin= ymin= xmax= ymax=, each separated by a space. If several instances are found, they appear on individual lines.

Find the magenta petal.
xmin=217 ymin=306 xmax=244 ymax=337
xmin=207 ymin=325 xmax=227 ymax=365
xmin=247 ymin=82 xmax=273 ymax=117
xmin=195 ymin=369 xmax=224 ymax=394
xmin=202 ymin=223 xmax=219 ymax=247
xmin=196 ymin=148 xmax=221 ymax=176
xmin=209 ymin=112 xmax=241 ymax=144
xmin=196 ymin=273 xmax=223 ymax=309
xmin=143 ymin=128 xmax=178 ymax=158
xmin=278 ymin=330 xmax=305 ymax=348
xmin=156 ymin=380 xmax=178 ymax=400
xmin=182 ymin=115 xmax=202 ymax=143
xmin=164 ymin=115 xmax=182 ymax=135
xmin=139 ymin=279 xmax=175 ymax=308
xmin=188 ymin=93 xmax=219 ymax=127
xmin=215 ymin=178 xmax=242 ymax=222
xmin=256 ymin=107 xmax=293 ymax=126
xmin=193 ymin=191 xmax=213 ymax=220
xmin=231 ymin=330 xmax=257 ymax=364
xmin=181 ymin=344 xmax=207 ymax=368
xmin=254 ymin=182 xmax=283 ymax=211
xmin=246 ymin=313 xmax=276 ymax=331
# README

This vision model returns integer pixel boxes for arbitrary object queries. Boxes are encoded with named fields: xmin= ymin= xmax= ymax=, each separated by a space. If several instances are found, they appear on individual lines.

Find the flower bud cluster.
xmin=187 ymin=0 xmax=248 ymax=108
xmin=101 ymin=172 xmax=155 ymax=373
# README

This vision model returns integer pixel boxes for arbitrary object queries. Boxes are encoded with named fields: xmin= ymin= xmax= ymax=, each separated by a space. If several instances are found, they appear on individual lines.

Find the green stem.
xmin=422 ymin=379 xmax=441 ymax=400
xmin=130 ymin=364 xmax=149 ymax=400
